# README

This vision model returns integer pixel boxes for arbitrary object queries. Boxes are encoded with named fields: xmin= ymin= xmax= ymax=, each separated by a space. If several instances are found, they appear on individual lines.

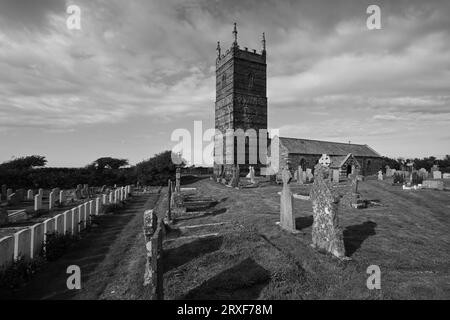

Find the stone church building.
xmin=213 ymin=24 xmax=382 ymax=179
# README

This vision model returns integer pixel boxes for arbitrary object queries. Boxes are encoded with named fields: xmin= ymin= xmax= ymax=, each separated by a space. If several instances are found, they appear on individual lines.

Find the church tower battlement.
xmin=214 ymin=23 xmax=268 ymax=178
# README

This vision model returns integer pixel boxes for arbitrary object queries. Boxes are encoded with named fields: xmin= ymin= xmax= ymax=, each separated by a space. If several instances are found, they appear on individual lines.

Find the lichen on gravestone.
xmin=310 ymin=164 xmax=346 ymax=259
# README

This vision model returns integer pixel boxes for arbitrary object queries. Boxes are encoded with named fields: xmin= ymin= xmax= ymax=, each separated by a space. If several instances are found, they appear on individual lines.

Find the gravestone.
xmin=249 ymin=166 xmax=256 ymax=184
xmin=433 ymin=171 xmax=442 ymax=179
xmin=422 ymin=180 xmax=444 ymax=190
xmin=297 ymin=166 xmax=303 ymax=185
xmin=346 ymin=168 xmax=365 ymax=208
xmin=431 ymin=165 xmax=439 ymax=173
xmin=38 ymin=188 xmax=44 ymax=196
xmin=443 ymin=173 xmax=450 ymax=179
xmin=59 ymin=191 xmax=65 ymax=204
xmin=306 ymin=168 xmax=313 ymax=182
xmin=6 ymin=189 xmax=13 ymax=199
xmin=310 ymin=164 xmax=346 ymax=259
xmin=418 ymin=168 xmax=428 ymax=180
xmin=385 ymin=165 xmax=392 ymax=177
xmin=279 ymin=167 xmax=295 ymax=232
xmin=175 ymin=167 xmax=181 ymax=192
xmin=34 ymin=194 xmax=43 ymax=211
xmin=229 ymin=165 xmax=240 ymax=188
xmin=49 ymin=192 xmax=56 ymax=211
xmin=0 ymin=206 xmax=8 ymax=226
xmin=332 ymin=169 xmax=340 ymax=183
xmin=246 ymin=168 xmax=251 ymax=178
xmin=378 ymin=170 xmax=383 ymax=181
xmin=75 ymin=189 xmax=82 ymax=200
xmin=27 ymin=190 xmax=34 ymax=200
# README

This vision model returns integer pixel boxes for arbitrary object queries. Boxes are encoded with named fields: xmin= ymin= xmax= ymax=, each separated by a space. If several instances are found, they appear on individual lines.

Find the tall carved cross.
xmin=281 ymin=167 xmax=292 ymax=188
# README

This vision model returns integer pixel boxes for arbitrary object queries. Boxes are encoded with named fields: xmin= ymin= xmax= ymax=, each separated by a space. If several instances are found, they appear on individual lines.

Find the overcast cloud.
xmin=0 ymin=0 xmax=449 ymax=166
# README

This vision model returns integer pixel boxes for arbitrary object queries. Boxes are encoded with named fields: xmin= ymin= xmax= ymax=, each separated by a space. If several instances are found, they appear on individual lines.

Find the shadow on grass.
xmin=295 ymin=215 xmax=313 ymax=231
xmin=343 ymin=221 xmax=377 ymax=257
xmin=174 ymin=208 xmax=228 ymax=222
xmin=181 ymin=258 xmax=271 ymax=300
xmin=163 ymin=236 xmax=223 ymax=273
xmin=181 ymin=175 xmax=208 ymax=185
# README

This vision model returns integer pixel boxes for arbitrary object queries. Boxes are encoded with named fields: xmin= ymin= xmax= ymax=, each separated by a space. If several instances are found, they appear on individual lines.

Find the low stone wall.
xmin=0 ymin=185 xmax=132 ymax=269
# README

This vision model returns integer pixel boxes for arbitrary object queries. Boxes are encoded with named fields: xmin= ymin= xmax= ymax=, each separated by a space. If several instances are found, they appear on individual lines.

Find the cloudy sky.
xmin=0 ymin=0 xmax=449 ymax=167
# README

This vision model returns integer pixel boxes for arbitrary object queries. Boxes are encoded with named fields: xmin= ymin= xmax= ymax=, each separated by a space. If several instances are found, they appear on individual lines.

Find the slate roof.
xmin=329 ymin=155 xmax=348 ymax=168
xmin=278 ymin=137 xmax=382 ymax=158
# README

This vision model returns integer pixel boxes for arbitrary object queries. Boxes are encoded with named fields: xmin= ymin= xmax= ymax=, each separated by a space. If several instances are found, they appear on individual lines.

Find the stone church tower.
xmin=214 ymin=23 xmax=268 ymax=179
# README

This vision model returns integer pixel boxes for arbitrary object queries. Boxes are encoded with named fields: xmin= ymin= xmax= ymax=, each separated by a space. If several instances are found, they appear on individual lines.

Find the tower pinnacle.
xmin=262 ymin=32 xmax=266 ymax=53
xmin=232 ymin=22 xmax=238 ymax=47
xmin=216 ymin=41 xmax=221 ymax=57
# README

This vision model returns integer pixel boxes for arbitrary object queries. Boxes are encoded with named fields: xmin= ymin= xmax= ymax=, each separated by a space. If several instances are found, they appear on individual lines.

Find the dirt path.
xmin=5 ymin=192 xmax=159 ymax=300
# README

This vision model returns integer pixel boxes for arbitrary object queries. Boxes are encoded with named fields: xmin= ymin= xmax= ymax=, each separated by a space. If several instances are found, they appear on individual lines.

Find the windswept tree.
xmin=90 ymin=157 xmax=129 ymax=170
xmin=0 ymin=155 xmax=47 ymax=171
xmin=135 ymin=150 xmax=185 ymax=186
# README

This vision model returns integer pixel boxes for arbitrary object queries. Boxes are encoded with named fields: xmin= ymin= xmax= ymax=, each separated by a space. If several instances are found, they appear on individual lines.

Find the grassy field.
xmin=163 ymin=177 xmax=450 ymax=300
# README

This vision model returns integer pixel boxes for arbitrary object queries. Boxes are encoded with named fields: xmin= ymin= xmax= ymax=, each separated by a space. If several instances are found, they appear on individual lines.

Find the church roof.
xmin=278 ymin=137 xmax=382 ymax=158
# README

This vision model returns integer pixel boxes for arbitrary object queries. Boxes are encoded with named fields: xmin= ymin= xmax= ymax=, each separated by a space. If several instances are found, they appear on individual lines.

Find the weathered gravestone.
xmin=27 ymin=189 xmax=34 ymax=200
xmin=433 ymin=171 xmax=442 ymax=179
xmin=342 ymin=168 xmax=365 ymax=209
xmin=310 ymin=164 xmax=346 ymax=259
xmin=75 ymin=188 xmax=82 ymax=200
xmin=332 ymin=169 xmax=340 ymax=183
xmin=279 ymin=167 xmax=296 ymax=232
xmin=229 ymin=165 xmax=240 ymax=188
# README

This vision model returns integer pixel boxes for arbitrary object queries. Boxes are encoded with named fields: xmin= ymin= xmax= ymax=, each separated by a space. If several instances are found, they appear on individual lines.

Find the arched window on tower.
xmin=222 ymin=73 xmax=227 ymax=89
xmin=248 ymin=73 xmax=254 ymax=90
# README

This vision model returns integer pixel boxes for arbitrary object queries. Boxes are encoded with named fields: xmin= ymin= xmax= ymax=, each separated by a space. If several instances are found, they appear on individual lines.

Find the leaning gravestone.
xmin=310 ymin=164 xmax=346 ymax=259
xmin=279 ymin=167 xmax=296 ymax=232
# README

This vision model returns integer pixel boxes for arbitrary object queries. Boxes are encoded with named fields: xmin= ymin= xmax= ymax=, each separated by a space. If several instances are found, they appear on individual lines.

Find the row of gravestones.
xmin=279 ymin=163 xmax=364 ymax=259
xmin=0 ymin=185 xmax=133 ymax=269
xmin=385 ymin=165 xmax=448 ymax=180
xmin=1 ymin=184 xmax=129 ymax=214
